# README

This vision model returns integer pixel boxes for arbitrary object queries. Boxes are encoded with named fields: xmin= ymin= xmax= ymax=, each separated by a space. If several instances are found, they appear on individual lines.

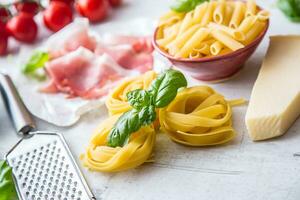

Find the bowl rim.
xmin=152 ymin=6 xmax=270 ymax=63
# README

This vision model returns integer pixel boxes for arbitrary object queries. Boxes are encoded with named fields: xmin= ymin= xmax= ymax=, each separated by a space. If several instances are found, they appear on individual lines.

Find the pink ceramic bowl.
xmin=153 ymin=19 xmax=269 ymax=82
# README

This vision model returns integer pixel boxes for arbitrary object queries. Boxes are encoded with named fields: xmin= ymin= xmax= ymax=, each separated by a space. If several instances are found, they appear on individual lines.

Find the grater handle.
xmin=0 ymin=73 xmax=35 ymax=135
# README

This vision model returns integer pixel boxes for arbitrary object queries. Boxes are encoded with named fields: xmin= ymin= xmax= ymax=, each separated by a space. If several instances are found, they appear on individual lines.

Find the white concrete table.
xmin=1 ymin=0 xmax=300 ymax=199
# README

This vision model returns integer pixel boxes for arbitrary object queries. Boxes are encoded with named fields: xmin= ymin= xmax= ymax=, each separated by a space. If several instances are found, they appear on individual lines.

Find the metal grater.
xmin=0 ymin=74 xmax=96 ymax=200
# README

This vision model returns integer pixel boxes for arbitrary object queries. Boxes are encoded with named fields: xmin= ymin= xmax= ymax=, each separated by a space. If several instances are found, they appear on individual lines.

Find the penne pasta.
xmin=210 ymin=41 xmax=224 ymax=55
xmin=257 ymin=10 xmax=270 ymax=21
xmin=193 ymin=2 xmax=208 ymax=23
xmin=229 ymin=1 xmax=246 ymax=29
xmin=158 ymin=10 xmax=184 ymax=26
xmin=238 ymin=16 xmax=257 ymax=33
xmin=156 ymin=0 xmax=269 ymax=59
xmin=166 ymin=24 xmax=201 ymax=50
xmin=193 ymin=43 xmax=211 ymax=55
xmin=178 ymin=12 xmax=194 ymax=35
xmin=219 ymin=48 xmax=232 ymax=55
xmin=189 ymin=50 xmax=203 ymax=59
xmin=245 ymin=0 xmax=257 ymax=17
xmin=211 ymin=30 xmax=245 ymax=51
xmin=175 ymin=28 xmax=210 ymax=58
xmin=223 ymin=5 xmax=233 ymax=26
xmin=200 ymin=1 xmax=216 ymax=26
xmin=244 ymin=21 xmax=265 ymax=44
xmin=213 ymin=0 xmax=226 ymax=24
xmin=208 ymin=22 xmax=245 ymax=41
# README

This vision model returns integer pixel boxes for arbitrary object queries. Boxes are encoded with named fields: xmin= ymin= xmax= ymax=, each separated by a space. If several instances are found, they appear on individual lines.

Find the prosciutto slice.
xmin=95 ymin=35 xmax=154 ymax=73
xmin=45 ymin=19 xmax=97 ymax=59
xmin=41 ymin=47 xmax=131 ymax=99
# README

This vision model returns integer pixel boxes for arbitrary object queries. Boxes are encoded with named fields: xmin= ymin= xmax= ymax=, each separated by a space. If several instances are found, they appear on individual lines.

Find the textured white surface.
xmin=1 ymin=0 xmax=300 ymax=200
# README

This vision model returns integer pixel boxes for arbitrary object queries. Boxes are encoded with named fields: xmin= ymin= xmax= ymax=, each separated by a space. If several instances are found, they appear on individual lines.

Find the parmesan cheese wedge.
xmin=246 ymin=36 xmax=300 ymax=141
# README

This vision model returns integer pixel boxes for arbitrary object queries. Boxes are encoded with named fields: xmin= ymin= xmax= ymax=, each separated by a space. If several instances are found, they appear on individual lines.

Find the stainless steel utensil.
xmin=0 ymin=73 xmax=96 ymax=200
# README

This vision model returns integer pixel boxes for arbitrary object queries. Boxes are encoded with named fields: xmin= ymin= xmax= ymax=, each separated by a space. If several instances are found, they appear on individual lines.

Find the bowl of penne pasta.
xmin=153 ymin=0 xmax=269 ymax=82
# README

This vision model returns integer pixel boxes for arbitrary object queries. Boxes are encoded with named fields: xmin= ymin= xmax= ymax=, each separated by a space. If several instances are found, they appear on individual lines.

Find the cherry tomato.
xmin=0 ymin=21 xmax=8 ymax=55
xmin=6 ymin=13 xmax=37 ymax=43
xmin=14 ymin=1 xmax=40 ymax=16
xmin=108 ymin=0 xmax=122 ymax=7
xmin=50 ymin=0 xmax=75 ymax=6
xmin=76 ymin=0 xmax=109 ymax=22
xmin=0 ymin=7 xmax=11 ymax=23
xmin=43 ymin=1 xmax=73 ymax=32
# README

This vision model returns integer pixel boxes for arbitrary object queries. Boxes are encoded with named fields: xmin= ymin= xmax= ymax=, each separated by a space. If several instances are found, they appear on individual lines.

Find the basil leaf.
xmin=107 ymin=109 xmax=142 ymax=147
xmin=278 ymin=0 xmax=300 ymax=22
xmin=23 ymin=51 xmax=49 ymax=77
xmin=139 ymin=105 xmax=156 ymax=126
xmin=148 ymin=69 xmax=187 ymax=108
xmin=127 ymin=89 xmax=152 ymax=109
xmin=0 ymin=160 xmax=17 ymax=200
xmin=171 ymin=0 xmax=209 ymax=13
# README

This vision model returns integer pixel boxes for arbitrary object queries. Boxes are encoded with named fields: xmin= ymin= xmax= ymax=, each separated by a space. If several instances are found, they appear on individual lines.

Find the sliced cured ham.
xmin=42 ymin=47 xmax=133 ymax=99
xmin=95 ymin=35 xmax=154 ymax=73
xmin=45 ymin=19 xmax=97 ymax=59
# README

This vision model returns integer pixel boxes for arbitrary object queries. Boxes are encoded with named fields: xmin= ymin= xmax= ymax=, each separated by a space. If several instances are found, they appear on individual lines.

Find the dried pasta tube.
xmin=257 ymin=10 xmax=270 ymax=21
xmin=178 ymin=12 xmax=194 ymax=35
xmin=193 ymin=43 xmax=211 ymax=55
xmin=223 ymin=5 xmax=233 ymax=26
xmin=158 ymin=10 xmax=185 ymax=27
xmin=245 ymin=0 xmax=257 ymax=17
xmin=213 ymin=0 xmax=226 ymax=24
xmin=209 ymin=22 xmax=245 ymax=41
xmin=200 ymin=1 xmax=216 ymax=26
xmin=229 ymin=1 xmax=246 ymax=29
xmin=244 ymin=21 xmax=265 ymax=44
xmin=189 ymin=50 xmax=203 ymax=59
xmin=211 ymin=29 xmax=244 ymax=51
xmin=166 ymin=24 xmax=201 ymax=50
xmin=210 ymin=41 xmax=224 ymax=55
xmin=193 ymin=2 xmax=208 ymax=23
xmin=175 ymin=28 xmax=210 ymax=58
xmin=238 ymin=16 xmax=257 ymax=33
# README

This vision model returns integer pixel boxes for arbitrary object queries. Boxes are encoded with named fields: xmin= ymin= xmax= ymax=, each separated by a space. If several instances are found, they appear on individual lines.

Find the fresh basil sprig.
xmin=0 ymin=160 xmax=17 ymax=200
xmin=107 ymin=69 xmax=187 ymax=147
xmin=171 ymin=0 xmax=209 ymax=13
xmin=278 ymin=0 xmax=300 ymax=22
xmin=148 ymin=69 xmax=187 ymax=108
xmin=23 ymin=51 xmax=49 ymax=80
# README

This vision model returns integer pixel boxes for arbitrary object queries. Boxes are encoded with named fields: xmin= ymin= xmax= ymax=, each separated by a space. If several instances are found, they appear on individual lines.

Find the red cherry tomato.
xmin=43 ymin=1 xmax=73 ymax=32
xmin=108 ymin=0 xmax=122 ymax=7
xmin=0 ymin=21 xmax=8 ymax=55
xmin=50 ymin=0 xmax=75 ymax=6
xmin=0 ymin=7 xmax=11 ymax=23
xmin=76 ymin=0 xmax=109 ymax=22
xmin=6 ymin=13 xmax=37 ymax=43
xmin=14 ymin=1 xmax=40 ymax=16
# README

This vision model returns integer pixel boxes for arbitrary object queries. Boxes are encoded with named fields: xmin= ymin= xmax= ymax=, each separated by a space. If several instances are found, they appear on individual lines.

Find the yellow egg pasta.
xmin=156 ymin=0 xmax=269 ymax=59
xmin=106 ymin=71 xmax=157 ymax=115
xmin=81 ymin=115 xmax=156 ymax=172
xmin=159 ymin=86 xmax=245 ymax=146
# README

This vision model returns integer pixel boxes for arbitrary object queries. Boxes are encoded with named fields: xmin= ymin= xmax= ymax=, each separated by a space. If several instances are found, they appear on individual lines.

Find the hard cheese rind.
xmin=246 ymin=36 xmax=300 ymax=141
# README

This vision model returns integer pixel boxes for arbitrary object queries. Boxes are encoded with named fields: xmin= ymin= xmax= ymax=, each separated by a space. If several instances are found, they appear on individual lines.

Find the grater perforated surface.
xmin=7 ymin=133 xmax=93 ymax=200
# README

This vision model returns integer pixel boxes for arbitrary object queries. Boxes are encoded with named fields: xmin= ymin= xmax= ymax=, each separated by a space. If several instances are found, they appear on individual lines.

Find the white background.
xmin=1 ymin=0 xmax=300 ymax=199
